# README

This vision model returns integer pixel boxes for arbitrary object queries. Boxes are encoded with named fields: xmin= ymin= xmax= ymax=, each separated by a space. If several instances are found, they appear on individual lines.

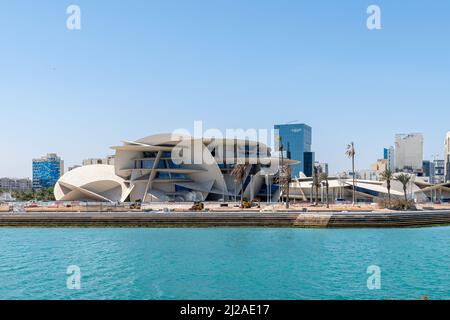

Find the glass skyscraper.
xmin=32 ymin=153 xmax=64 ymax=189
xmin=274 ymin=123 xmax=314 ymax=177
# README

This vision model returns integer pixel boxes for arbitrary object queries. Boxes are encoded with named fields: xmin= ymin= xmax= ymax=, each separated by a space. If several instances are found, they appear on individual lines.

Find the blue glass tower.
xmin=32 ymin=153 xmax=64 ymax=189
xmin=274 ymin=123 xmax=314 ymax=177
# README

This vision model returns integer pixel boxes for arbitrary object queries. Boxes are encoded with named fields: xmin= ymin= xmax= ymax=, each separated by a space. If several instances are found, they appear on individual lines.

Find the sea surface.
xmin=0 ymin=227 xmax=449 ymax=300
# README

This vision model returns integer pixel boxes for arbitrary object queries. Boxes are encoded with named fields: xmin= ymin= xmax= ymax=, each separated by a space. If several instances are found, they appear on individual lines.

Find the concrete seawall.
xmin=1 ymin=211 xmax=450 ymax=228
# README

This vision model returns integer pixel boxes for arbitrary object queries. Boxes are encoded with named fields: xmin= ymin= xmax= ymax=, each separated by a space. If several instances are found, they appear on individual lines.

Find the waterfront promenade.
xmin=1 ymin=210 xmax=450 ymax=228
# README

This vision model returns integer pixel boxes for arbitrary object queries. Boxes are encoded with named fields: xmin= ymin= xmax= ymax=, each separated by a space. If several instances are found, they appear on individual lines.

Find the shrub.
xmin=377 ymin=198 xmax=416 ymax=211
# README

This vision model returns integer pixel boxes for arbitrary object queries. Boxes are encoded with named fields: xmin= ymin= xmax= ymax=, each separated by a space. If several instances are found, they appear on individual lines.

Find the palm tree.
xmin=320 ymin=172 xmax=330 ymax=208
xmin=279 ymin=164 xmax=292 ymax=209
xmin=35 ymin=188 xmax=45 ymax=201
xmin=395 ymin=173 xmax=412 ymax=209
xmin=346 ymin=142 xmax=356 ymax=205
xmin=45 ymin=187 xmax=55 ymax=201
xmin=379 ymin=169 xmax=394 ymax=207
xmin=312 ymin=166 xmax=320 ymax=205
xmin=231 ymin=164 xmax=248 ymax=205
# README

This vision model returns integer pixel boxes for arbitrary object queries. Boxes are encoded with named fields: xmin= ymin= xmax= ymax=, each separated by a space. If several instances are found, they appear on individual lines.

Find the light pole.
xmin=268 ymin=175 xmax=272 ymax=204
xmin=269 ymin=177 xmax=272 ymax=204
xmin=250 ymin=174 xmax=254 ymax=201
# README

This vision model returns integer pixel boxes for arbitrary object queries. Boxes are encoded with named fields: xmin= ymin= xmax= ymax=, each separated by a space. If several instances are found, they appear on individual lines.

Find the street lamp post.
xmin=250 ymin=174 xmax=254 ymax=201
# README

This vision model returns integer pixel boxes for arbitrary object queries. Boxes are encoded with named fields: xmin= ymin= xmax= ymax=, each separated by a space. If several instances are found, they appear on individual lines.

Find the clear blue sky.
xmin=1 ymin=0 xmax=449 ymax=177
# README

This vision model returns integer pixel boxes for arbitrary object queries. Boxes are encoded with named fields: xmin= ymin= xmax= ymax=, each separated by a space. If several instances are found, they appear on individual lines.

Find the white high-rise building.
xmin=445 ymin=132 xmax=450 ymax=182
xmin=394 ymin=133 xmax=423 ymax=172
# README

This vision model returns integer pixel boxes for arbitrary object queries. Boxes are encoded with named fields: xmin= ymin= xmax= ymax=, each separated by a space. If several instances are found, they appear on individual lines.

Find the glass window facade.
xmin=137 ymin=158 xmax=183 ymax=170
xmin=142 ymin=160 xmax=155 ymax=169
xmin=32 ymin=155 xmax=63 ymax=189
xmin=143 ymin=152 xmax=158 ymax=158
xmin=274 ymin=124 xmax=313 ymax=177
xmin=303 ymin=152 xmax=315 ymax=177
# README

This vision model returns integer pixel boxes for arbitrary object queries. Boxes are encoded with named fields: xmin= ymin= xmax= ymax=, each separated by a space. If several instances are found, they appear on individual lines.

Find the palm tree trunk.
xmin=326 ymin=185 xmax=330 ymax=208
xmin=404 ymin=188 xmax=408 ymax=209
xmin=387 ymin=180 xmax=391 ymax=207
xmin=286 ymin=184 xmax=290 ymax=209
xmin=315 ymin=186 xmax=319 ymax=204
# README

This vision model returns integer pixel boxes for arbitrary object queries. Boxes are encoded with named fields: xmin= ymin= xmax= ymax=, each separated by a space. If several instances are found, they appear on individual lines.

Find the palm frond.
xmin=380 ymin=169 xmax=393 ymax=181
xmin=395 ymin=173 xmax=411 ymax=184
xmin=231 ymin=164 xmax=247 ymax=183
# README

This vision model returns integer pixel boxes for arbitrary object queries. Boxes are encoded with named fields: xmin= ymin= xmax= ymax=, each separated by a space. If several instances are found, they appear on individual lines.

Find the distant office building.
xmin=315 ymin=162 xmax=329 ymax=175
xmin=423 ymin=160 xmax=434 ymax=179
xmin=32 ymin=153 xmax=64 ymax=189
xmin=395 ymin=133 xmax=423 ymax=173
xmin=356 ymin=169 xmax=379 ymax=181
xmin=383 ymin=146 xmax=395 ymax=171
xmin=422 ymin=159 xmax=444 ymax=184
xmin=82 ymin=155 xmax=115 ymax=166
xmin=434 ymin=159 xmax=445 ymax=184
xmin=445 ymin=132 xmax=450 ymax=182
xmin=371 ymin=159 xmax=388 ymax=174
xmin=303 ymin=152 xmax=315 ymax=177
xmin=0 ymin=178 xmax=32 ymax=191
xmin=274 ymin=123 xmax=313 ymax=177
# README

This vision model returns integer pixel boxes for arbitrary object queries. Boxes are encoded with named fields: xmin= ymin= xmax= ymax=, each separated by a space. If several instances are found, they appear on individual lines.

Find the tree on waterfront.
xmin=312 ymin=166 xmax=320 ymax=205
xmin=380 ymin=169 xmax=394 ymax=207
xmin=276 ymin=135 xmax=292 ymax=208
xmin=345 ymin=142 xmax=356 ymax=205
xmin=395 ymin=173 xmax=412 ymax=209
xmin=279 ymin=164 xmax=292 ymax=209
xmin=12 ymin=187 xmax=55 ymax=202
xmin=231 ymin=164 xmax=248 ymax=205
xmin=320 ymin=172 xmax=330 ymax=208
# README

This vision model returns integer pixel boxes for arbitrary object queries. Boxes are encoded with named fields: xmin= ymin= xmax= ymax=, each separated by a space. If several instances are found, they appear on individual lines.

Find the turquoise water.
xmin=0 ymin=227 xmax=449 ymax=300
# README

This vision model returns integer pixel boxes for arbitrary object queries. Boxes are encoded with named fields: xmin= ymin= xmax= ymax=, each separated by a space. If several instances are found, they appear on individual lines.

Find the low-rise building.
xmin=0 ymin=192 xmax=15 ymax=202
xmin=371 ymin=159 xmax=388 ymax=174
xmin=357 ymin=169 xmax=379 ymax=181
xmin=82 ymin=155 xmax=115 ymax=166
xmin=290 ymin=173 xmax=442 ymax=203
xmin=0 ymin=177 xmax=32 ymax=191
